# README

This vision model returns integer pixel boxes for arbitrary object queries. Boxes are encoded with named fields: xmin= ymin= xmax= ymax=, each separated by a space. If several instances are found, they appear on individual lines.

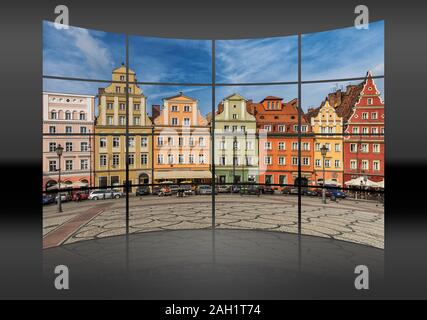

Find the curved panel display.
xmin=42 ymin=21 xmax=384 ymax=249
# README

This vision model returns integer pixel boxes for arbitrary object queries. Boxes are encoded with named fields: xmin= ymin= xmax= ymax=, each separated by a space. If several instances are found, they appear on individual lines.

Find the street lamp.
xmin=320 ymin=144 xmax=328 ymax=204
xmin=56 ymin=144 xmax=64 ymax=213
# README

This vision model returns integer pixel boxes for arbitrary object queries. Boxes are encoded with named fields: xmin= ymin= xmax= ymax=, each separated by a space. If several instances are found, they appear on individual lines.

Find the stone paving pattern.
xmin=43 ymin=194 xmax=384 ymax=249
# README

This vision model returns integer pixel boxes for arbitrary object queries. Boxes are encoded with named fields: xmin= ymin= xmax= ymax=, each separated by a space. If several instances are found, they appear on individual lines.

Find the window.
xmin=373 ymin=160 xmax=380 ymax=171
xmin=179 ymin=154 xmax=184 ymax=164
xmin=335 ymin=143 xmax=341 ymax=152
xmin=189 ymin=137 xmax=194 ymax=147
xmin=112 ymin=154 xmax=120 ymax=166
xmin=220 ymin=156 xmax=226 ymax=166
xmin=133 ymin=117 xmax=140 ymax=125
xmin=49 ymin=160 xmax=57 ymax=172
xmin=179 ymin=137 xmax=184 ymax=147
xmin=325 ymin=143 xmax=330 ymax=151
xmin=80 ymin=142 xmax=88 ymax=152
xmin=171 ymin=105 xmax=178 ymax=112
xmin=65 ymin=142 xmax=73 ymax=152
xmin=183 ymin=118 xmax=190 ymax=126
xmin=224 ymin=125 xmax=230 ymax=132
xmin=362 ymin=160 xmax=369 ymax=170
xmin=184 ymin=105 xmax=190 ymax=112
xmin=133 ymin=103 xmax=140 ymax=111
xmin=264 ymin=156 xmax=272 ymax=165
xmin=232 ymin=125 xmax=238 ymax=132
xmin=292 ymin=142 xmax=298 ymax=150
xmin=233 ymin=156 xmax=239 ymax=166
xmin=199 ymin=154 xmax=205 ymax=164
xmin=119 ymin=103 xmax=125 ymax=110
xmin=79 ymin=112 xmax=86 ymax=120
xmin=279 ymin=157 xmax=286 ymax=165
xmin=168 ymin=154 xmax=174 ymax=164
xmin=49 ymin=142 xmax=56 ymax=152
xmin=371 ymin=112 xmax=378 ymax=119
xmin=367 ymin=98 xmax=373 ymax=105
xmin=189 ymin=154 xmax=194 ymax=164
xmin=373 ymin=144 xmax=380 ymax=153
xmin=141 ymin=154 xmax=148 ymax=165
xmin=350 ymin=143 xmax=358 ymax=153
xmin=334 ymin=160 xmax=340 ymax=168
xmin=157 ymin=137 xmax=163 ymax=146
xmin=372 ymin=127 xmax=378 ymax=134
xmin=303 ymin=157 xmax=310 ymax=166
xmin=172 ymin=118 xmax=178 ymax=125
xmin=65 ymin=112 xmax=71 ymax=120
xmin=264 ymin=142 xmax=272 ymax=150
xmin=232 ymin=114 xmax=237 ymax=120
xmin=168 ymin=137 xmax=174 ymax=146
xmin=128 ymin=137 xmax=135 ymax=148
xmin=119 ymin=116 xmax=126 ymax=125
xmin=80 ymin=159 xmax=88 ymax=170
xmin=278 ymin=125 xmax=285 ymax=132
xmin=324 ymin=159 xmax=330 ymax=167
xmin=362 ymin=127 xmax=369 ymax=134
xmin=49 ymin=126 xmax=56 ymax=133
xmin=120 ymin=75 xmax=125 ymax=81
xmin=141 ymin=137 xmax=148 ymax=148
xmin=157 ymin=154 xmax=164 ymax=164
xmin=303 ymin=142 xmax=310 ymax=151
xmin=50 ymin=111 xmax=57 ymax=119
xmin=100 ymin=155 xmax=107 ymax=166
xmin=292 ymin=157 xmax=298 ymax=166
xmin=199 ymin=137 xmax=205 ymax=147
xmin=361 ymin=143 xmax=369 ymax=153
xmin=80 ymin=126 xmax=87 ymax=134
xmin=315 ymin=159 xmax=321 ymax=167
xmin=65 ymin=160 xmax=73 ymax=171
xmin=246 ymin=156 xmax=253 ymax=166
xmin=128 ymin=154 xmax=135 ymax=166
xmin=301 ymin=125 xmax=308 ymax=133
xmin=113 ymin=137 xmax=120 ymax=148
xmin=315 ymin=143 xmax=320 ymax=151
xmin=107 ymin=102 xmax=113 ymax=110
xmin=65 ymin=126 xmax=72 ymax=133
xmin=350 ymin=160 xmax=357 ymax=170
xmin=362 ymin=112 xmax=368 ymax=120
xmin=100 ymin=138 xmax=107 ymax=148
xmin=352 ymin=127 xmax=359 ymax=134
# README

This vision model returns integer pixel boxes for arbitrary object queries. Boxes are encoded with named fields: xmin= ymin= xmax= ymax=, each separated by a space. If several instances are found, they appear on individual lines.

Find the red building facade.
xmin=248 ymin=97 xmax=315 ymax=187
xmin=343 ymin=72 xmax=385 ymax=183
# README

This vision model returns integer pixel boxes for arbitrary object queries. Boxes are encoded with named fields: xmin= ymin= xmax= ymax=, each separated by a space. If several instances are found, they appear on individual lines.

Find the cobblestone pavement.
xmin=43 ymin=194 xmax=384 ymax=249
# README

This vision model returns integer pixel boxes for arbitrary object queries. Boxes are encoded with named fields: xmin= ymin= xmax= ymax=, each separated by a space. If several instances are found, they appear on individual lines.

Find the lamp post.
xmin=56 ymin=144 xmax=64 ymax=213
xmin=320 ymin=144 xmax=328 ymax=204
xmin=363 ymin=174 xmax=368 ymax=200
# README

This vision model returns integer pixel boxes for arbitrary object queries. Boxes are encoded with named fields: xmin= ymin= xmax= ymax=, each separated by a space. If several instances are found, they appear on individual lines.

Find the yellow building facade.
xmin=310 ymin=99 xmax=344 ymax=186
xmin=94 ymin=65 xmax=153 ymax=191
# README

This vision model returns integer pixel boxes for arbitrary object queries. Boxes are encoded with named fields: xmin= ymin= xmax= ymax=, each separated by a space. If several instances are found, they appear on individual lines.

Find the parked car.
xmin=179 ymin=184 xmax=193 ymax=196
xmin=89 ymin=189 xmax=122 ymax=200
xmin=260 ymin=186 xmax=275 ymax=194
xmin=159 ymin=186 xmax=172 ymax=196
xmin=196 ymin=185 xmax=217 ymax=195
xmin=42 ymin=194 xmax=55 ymax=205
xmin=169 ymin=185 xmax=180 ymax=194
xmin=136 ymin=186 xmax=151 ymax=196
xmin=152 ymin=186 xmax=161 ymax=196
xmin=303 ymin=189 xmax=318 ymax=197
xmin=281 ymin=187 xmax=299 ymax=195
xmin=55 ymin=193 xmax=71 ymax=203
xmin=324 ymin=185 xmax=347 ymax=198
xmin=72 ymin=191 xmax=89 ymax=201
xmin=217 ymin=185 xmax=230 ymax=193
xmin=240 ymin=183 xmax=260 ymax=196
xmin=231 ymin=185 xmax=241 ymax=193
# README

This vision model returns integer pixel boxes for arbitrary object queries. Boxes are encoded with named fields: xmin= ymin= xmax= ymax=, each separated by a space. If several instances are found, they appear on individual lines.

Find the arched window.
xmin=50 ymin=110 xmax=57 ymax=119
xmin=80 ymin=112 xmax=86 ymax=120
xmin=65 ymin=111 xmax=71 ymax=120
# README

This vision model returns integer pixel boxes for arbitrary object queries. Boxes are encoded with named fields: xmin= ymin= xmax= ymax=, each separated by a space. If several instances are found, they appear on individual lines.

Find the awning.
xmin=155 ymin=170 xmax=213 ymax=180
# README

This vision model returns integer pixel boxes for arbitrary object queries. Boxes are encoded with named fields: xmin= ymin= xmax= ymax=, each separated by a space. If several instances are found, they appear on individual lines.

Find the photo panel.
xmin=129 ymin=35 xmax=212 ymax=83
xmin=300 ymin=78 xmax=384 ymax=249
xmin=43 ymin=21 xmax=126 ymax=81
xmin=213 ymin=84 xmax=300 ymax=234
xmin=128 ymin=85 xmax=213 ymax=234
xmin=301 ymin=20 xmax=384 ymax=81
xmin=215 ymin=35 xmax=298 ymax=84
xmin=43 ymin=78 xmax=127 ymax=247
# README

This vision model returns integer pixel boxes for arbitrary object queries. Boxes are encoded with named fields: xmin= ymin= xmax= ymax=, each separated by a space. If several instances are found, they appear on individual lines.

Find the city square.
xmin=43 ymin=194 xmax=384 ymax=249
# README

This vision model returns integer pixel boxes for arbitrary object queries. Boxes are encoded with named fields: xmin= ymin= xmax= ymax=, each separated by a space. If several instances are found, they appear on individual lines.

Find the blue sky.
xmin=43 ymin=20 xmax=384 ymax=116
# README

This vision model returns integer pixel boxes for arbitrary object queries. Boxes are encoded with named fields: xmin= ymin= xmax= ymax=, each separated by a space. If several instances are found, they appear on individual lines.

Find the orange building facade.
xmin=248 ymin=96 xmax=315 ymax=187
xmin=153 ymin=92 xmax=211 ymax=183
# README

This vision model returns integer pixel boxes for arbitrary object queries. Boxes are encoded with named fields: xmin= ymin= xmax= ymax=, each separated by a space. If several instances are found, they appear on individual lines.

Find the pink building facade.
xmin=42 ymin=92 xmax=95 ymax=191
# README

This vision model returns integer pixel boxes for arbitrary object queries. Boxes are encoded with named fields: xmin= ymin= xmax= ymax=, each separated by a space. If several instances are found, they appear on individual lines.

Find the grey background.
xmin=0 ymin=0 xmax=426 ymax=299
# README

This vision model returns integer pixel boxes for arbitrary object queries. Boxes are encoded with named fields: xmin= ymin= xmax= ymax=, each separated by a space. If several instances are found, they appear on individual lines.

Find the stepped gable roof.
xmin=335 ymin=83 xmax=364 ymax=122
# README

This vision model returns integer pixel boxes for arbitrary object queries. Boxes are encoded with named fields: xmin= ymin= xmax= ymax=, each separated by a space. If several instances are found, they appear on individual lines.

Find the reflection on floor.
xmin=42 ymin=229 xmax=384 ymax=299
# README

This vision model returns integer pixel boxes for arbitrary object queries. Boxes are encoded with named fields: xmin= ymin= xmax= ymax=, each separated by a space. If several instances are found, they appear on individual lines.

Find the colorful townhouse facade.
xmin=42 ymin=92 xmax=95 ymax=191
xmin=152 ymin=92 xmax=211 ymax=183
xmin=308 ymin=99 xmax=344 ymax=186
xmin=248 ymin=96 xmax=315 ymax=187
xmin=94 ymin=65 xmax=153 ymax=191
xmin=213 ymin=94 xmax=258 ymax=184
xmin=343 ymin=72 xmax=385 ymax=183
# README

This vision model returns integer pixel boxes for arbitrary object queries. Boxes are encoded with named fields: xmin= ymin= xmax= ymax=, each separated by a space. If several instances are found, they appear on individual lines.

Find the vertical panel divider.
xmin=125 ymin=34 xmax=130 ymax=236
xmin=211 ymin=39 xmax=216 ymax=230
xmin=298 ymin=34 xmax=302 ymax=235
